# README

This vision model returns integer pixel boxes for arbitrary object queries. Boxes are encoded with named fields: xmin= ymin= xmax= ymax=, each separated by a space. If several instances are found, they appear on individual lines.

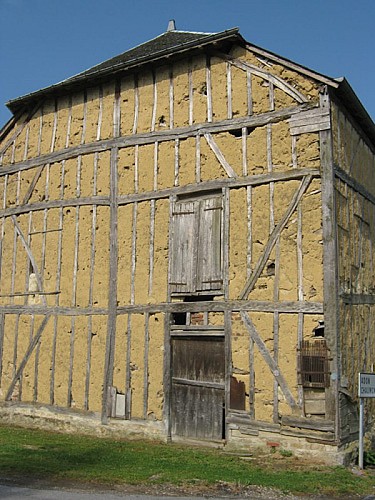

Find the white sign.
xmin=358 ymin=373 xmax=375 ymax=398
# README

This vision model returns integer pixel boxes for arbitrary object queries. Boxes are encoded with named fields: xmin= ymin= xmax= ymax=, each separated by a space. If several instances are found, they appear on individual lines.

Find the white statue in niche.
xmin=28 ymin=273 xmax=41 ymax=304
xmin=29 ymin=273 xmax=38 ymax=292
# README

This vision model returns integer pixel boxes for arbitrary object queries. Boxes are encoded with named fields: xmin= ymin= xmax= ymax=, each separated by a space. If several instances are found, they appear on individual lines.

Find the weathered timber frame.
xmin=2 ymin=30 xmax=373 ymax=455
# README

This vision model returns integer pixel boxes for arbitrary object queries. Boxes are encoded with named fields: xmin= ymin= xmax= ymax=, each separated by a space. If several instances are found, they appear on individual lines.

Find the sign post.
xmin=358 ymin=373 xmax=375 ymax=469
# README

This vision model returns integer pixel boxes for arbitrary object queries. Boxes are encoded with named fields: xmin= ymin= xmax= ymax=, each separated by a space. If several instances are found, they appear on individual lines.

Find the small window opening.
xmin=313 ymin=320 xmax=325 ymax=337
xmin=183 ymin=295 xmax=214 ymax=302
xmin=298 ymin=339 xmax=329 ymax=388
xmin=266 ymin=262 xmax=275 ymax=276
xmin=172 ymin=312 xmax=187 ymax=325
xmin=228 ymin=126 xmax=255 ymax=138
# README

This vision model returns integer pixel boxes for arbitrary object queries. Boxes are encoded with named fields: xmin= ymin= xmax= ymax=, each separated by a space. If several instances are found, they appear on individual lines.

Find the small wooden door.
xmin=171 ymin=334 xmax=225 ymax=441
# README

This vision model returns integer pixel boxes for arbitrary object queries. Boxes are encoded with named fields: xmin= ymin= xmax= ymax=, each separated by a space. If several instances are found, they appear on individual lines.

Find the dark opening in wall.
xmin=228 ymin=126 xmax=255 ymax=138
xmin=172 ymin=312 xmax=187 ymax=325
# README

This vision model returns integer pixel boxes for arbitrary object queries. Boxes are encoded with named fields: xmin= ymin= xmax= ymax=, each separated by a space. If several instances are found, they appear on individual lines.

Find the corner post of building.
xmin=319 ymin=88 xmax=340 ymax=438
xmin=102 ymin=146 xmax=119 ymax=424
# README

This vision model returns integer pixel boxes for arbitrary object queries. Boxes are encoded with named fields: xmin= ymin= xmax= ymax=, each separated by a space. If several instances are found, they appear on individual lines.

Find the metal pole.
xmin=359 ymin=396 xmax=364 ymax=469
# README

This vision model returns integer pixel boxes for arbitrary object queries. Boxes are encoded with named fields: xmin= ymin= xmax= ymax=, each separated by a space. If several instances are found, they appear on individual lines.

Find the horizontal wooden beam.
xmin=0 ymin=299 xmax=323 ymax=316
xmin=335 ymin=165 xmax=375 ymax=206
xmin=340 ymin=293 xmax=375 ymax=305
xmin=0 ymin=169 xmax=320 ymax=218
xmin=281 ymin=415 xmax=334 ymax=432
xmin=118 ymin=169 xmax=320 ymax=205
xmin=0 ymin=196 xmax=110 ymax=218
xmin=0 ymin=104 xmax=315 ymax=177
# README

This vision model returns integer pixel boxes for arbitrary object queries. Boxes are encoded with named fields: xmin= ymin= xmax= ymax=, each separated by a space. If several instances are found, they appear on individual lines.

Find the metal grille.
xmin=298 ymin=339 xmax=330 ymax=388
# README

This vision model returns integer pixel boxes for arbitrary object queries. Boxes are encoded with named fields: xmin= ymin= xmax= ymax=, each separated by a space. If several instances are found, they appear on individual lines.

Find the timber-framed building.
xmin=0 ymin=22 xmax=374 ymax=463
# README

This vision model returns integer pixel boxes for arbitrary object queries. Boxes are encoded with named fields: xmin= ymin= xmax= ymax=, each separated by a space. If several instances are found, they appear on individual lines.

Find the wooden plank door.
xmin=171 ymin=334 xmax=225 ymax=441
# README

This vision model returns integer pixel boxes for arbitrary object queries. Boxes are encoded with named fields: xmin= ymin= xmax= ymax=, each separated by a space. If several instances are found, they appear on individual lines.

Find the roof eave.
xmin=332 ymin=78 xmax=375 ymax=147
xmin=6 ymin=27 xmax=242 ymax=114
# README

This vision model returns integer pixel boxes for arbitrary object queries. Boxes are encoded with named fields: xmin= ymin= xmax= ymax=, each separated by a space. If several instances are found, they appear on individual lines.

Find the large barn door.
xmin=171 ymin=334 xmax=225 ymax=441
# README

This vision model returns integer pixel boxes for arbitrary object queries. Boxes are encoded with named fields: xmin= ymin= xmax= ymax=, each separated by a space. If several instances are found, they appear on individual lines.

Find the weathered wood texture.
xmin=0 ymin=42 xmax=338 ymax=449
xmin=331 ymin=98 xmax=375 ymax=443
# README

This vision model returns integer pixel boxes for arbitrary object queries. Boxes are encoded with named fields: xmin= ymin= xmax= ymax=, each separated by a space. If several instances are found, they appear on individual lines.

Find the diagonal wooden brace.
xmin=240 ymin=311 xmax=298 ymax=410
xmin=5 ymin=315 xmax=51 ymax=400
xmin=239 ymin=174 xmax=312 ymax=300
xmin=204 ymin=133 xmax=238 ymax=178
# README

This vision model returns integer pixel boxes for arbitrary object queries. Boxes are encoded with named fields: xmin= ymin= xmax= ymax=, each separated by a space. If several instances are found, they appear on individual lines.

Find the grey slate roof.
xmin=4 ymin=24 xmax=375 ymax=145
xmin=6 ymin=27 xmax=242 ymax=113
xmin=81 ymin=30 xmax=217 ymax=77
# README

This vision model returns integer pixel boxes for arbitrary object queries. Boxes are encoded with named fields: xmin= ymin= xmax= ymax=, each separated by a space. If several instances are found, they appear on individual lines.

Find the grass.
xmin=0 ymin=424 xmax=374 ymax=497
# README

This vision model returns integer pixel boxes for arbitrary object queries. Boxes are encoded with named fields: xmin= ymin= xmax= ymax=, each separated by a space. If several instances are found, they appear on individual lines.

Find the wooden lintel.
xmin=0 ymin=104 xmax=315 ymax=177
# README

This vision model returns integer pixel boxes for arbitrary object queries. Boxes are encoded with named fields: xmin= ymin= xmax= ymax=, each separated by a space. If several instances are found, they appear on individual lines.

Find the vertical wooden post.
xmin=151 ymin=70 xmax=157 ymax=132
xmin=223 ymin=188 xmax=230 ymax=300
xmin=246 ymin=71 xmax=253 ymax=116
xmin=169 ymin=67 xmax=174 ymax=129
xmin=102 ymin=147 xmax=119 ymax=423
xmin=50 ymin=160 xmax=65 ymax=405
xmin=226 ymin=62 xmax=232 ymax=120
xmin=96 ymin=86 xmax=103 ymax=141
xmin=0 ymin=175 xmax=8 ymax=287
xmin=273 ymin=237 xmax=280 ymax=422
xmin=320 ymin=89 xmax=339 ymax=434
xmin=206 ymin=55 xmax=212 ymax=123
xmin=195 ymin=135 xmax=201 ymax=183
xmin=224 ymin=309 xmax=232 ymax=439
xmin=133 ymin=75 xmax=139 ymax=135
xmin=85 ymin=152 xmax=98 ymax=410
xmin=143 ymin=312 xmax=150 ymax=420
xmin=0 ymin=313 xmax=4 ymax=386
xmin=188 ymin=58 xmax=193 ymax=126
xmin=113 ymin=79 xmax=121 ymax=138
xmin=174 ymin=139 xmax=179 ymax=187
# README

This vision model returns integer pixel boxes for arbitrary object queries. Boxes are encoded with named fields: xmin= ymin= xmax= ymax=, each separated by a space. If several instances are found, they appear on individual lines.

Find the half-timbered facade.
xmin=0 ymin=23 xmax=374 ymax=463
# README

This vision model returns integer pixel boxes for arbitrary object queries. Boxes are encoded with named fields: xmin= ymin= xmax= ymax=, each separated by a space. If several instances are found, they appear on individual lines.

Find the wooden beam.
xmin=5 ymin=315 xmax=51 ymax=400
xmin=240 ymin=311 xmax=298 ymax=410
xmin=206 ymin=55 xmax=212 ymax=122
xmin=11 ymin=216 xmax=46 ymax=304
xmin=340 ymin=293 xmax=375 ymax=305
xmin=239 ymin=174 xmax=313 ymax=299
xmin=212 ymin=51 xmax=308 ymax=104
xmin=0 ymin=196 xmax=110 ymax=218
xmin=0 ymin=104 xmax=315 ymax=177
xmin=101 ymin=147 xmax=119 ymax=424
xmin=143 ymin=312 xmax=150 ymax=420
xmin=204 ymin=133 xmax=237 ymax=178
xmin=335 ymin=165 xmax=375 ymax=206
xmin=0 ymin=103 xmax=42 ymax=156
xmin=0 ymin=299 xmax=323 ymax=317
xmin=0 ymin=313 xmax=4 ymax=386
xmin=320 ymin=90 xmax=339 ymax=432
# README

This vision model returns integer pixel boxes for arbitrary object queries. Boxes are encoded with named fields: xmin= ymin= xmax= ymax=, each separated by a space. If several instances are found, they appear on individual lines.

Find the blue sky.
xmin=1 ymin=0 xmax=374 ymax=127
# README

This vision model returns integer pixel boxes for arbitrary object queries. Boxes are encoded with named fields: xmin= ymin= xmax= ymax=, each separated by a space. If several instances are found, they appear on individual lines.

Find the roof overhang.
xmin=6 ymin=28 xmax=243 ymax=114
